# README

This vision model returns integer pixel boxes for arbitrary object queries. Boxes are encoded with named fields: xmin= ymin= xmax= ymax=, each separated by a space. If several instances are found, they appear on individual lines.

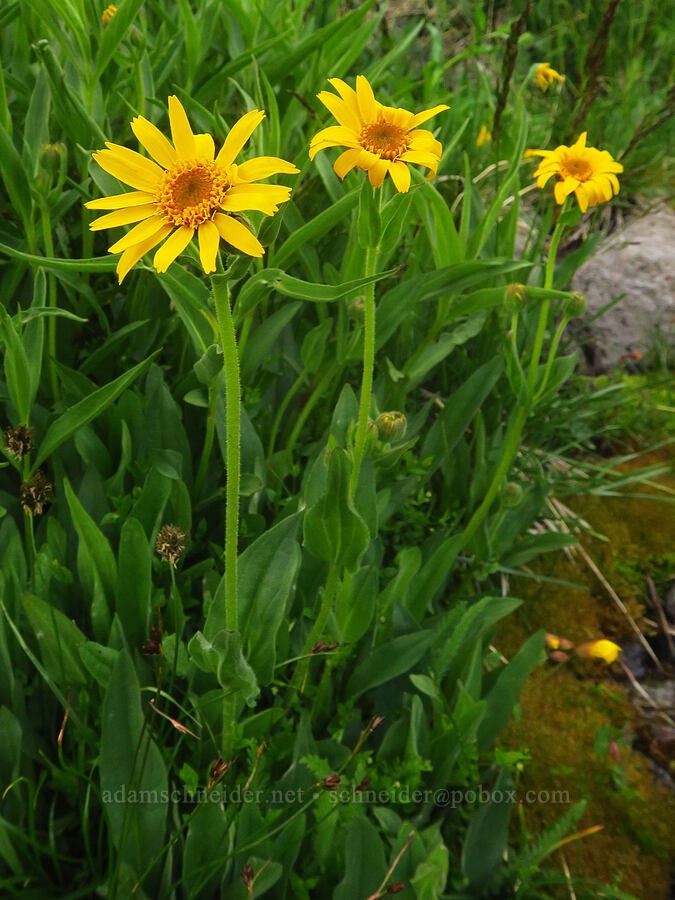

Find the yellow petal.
xmin=399 ymin=149 xmax=439 ymax=170
xmin=309 ymin=125 xmax=360 ymax=159
xmin=355 ymin=75 xmax=377 ymax=122
xmin=131 ymin=116 xmax=177 ymax=169
xmin=367 ymin=158 xmax=389 ymax=188
xmin=236 ymin=156 xmax=299 ymax=182
xmin=574 ymin=185 xmax=589 ymax=213
xmin=213 ymin=213 xmax=264 ymax=257
xmin=333 ymin=148 xmax=365 ymax=179
xmin=198 ymin=220 xmax=221 ymax=274
xmin=573 ymin=131 xmax=587 ymax=150
xmin=85 ymin=190 xmax=156 ymax=210
xmin=554 ymin=176 xmax=578 ymax=205
xmin=316 ymin=90 xmax=362 ymax=132
xmin=388 ymin=160 xmax=410 ymax=193
xmin=168 ymin=95 xmax=196 ymax=158
xmin=194 ymin=133 xmax=215 ymax=160
xmin=116 ymin=223 xmax=173 ymax=284
xmin=153 ymin=224 xmax=194 ymax=273
xmin=90 ymin=203 xmax=158 ymax=231
xmin=215 ymin=109 xmax=266 ymax=169
xmin=221 ymin=183 xmax=292 ymax=215
xmin=104 ymin=142 xmax=164 ymax=182
xmin=93 ymin=149 xmax=160 ymax=192
xmin=406 ymin=104 xmax=449 ymax=130
xmin=108 ymin=215 xmax=170 ymax=254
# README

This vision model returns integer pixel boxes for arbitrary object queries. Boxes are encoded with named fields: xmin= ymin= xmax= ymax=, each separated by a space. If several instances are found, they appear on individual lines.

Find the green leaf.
xmin=500 ymin=532 xmax=577 ymax=568
xmin=95 ymin=0 xmax=145 ymax=78
xmin=405 ymin=534 xmax=462 ymax=621
xmin=240 ymin=301 xmax=302 ymax=380
xmin=0 ymin=241 xmax=116 ymax=272
xmin=100 ymin=651 xmax=168 ymax=875
xmin=22 ymin=593 xmax=88 ymax=686
xmin=188 ymin=629 xmax=259 ymax=705
xmin=32 ymin=351 xmax=159 ymax=471
xmin=379 ymin=190 xmax=414 ymax=256
xmin=347 ymin=630 xmax=435 ymax=699
xmin=477 ymin=630 xmax=545 ymax=750
xmin=0 ymin=304 xmax=32 ymax=423
xmin=301 ymin=318 xmax=333 ymax=373
xmin=273 ymin=190 xmax=358 ymax=270
xmin=156 ymin=267 xmax=213 ymax=355
xmin=336 ymin=565 xmax=377 ymax=642
xmin=303 ymin=448 xmax=370 ymax=572
xmin=116 ymin=518 xmax=151 ymax=648
xmin=334 ymin=815 xmax=387 ymax=900
xmin=422 ymin=357 xmax=504 ymax=475
xmin=183 ymin=801 xmax=229 ymax=897
xmin=0 ymin=122 xmax=33 ymax=231
xmin=78 ymin=641 xmax=119 ymax=688
xmin=462 ymin=767 xmax=514 ymax=890
xmin=63 ymin=478 xmax=116 ymax=641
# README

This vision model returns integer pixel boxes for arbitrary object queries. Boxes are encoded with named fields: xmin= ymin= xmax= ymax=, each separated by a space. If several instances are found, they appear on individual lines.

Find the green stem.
xmin=194 ymin=382 xmax=217 ymax=498
xmin=268 ymin=369 xmax=306 ymax=456
xmin=211 ymin=272 xmax=241 ymax=758
xmin=286 ymin=368 xmax=333 ymax=455
xmin=39 ymin=198 xmax=60 ymax=401
xmin=350 ymin=243 xmax=377 ymax=496
xmin=459 ymin=206 xmax=567 ymax=551
xmin=533 ymin=315 xmax=570 ymax=404
xmin=291 ymin=563 xmax=340 ymax=692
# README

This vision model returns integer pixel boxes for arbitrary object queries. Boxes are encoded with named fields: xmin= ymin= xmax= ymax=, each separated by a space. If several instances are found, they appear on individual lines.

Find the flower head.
xmin=525 ymin=132 xmax=623 ymax=213
xmin=86 ymin=96 xmax=298 ymax=282
xmin=102 ymin=4 xmax=116 ymax=26
xmin=309 ymin=76 xmax=448 ymax=192
xmin=575 ymin=639 xmax=622 ymax=664
xmin=536 ymin=62 xmax=565 ymax=92
xmin=476 ymin=124 xmax=492 ymax=147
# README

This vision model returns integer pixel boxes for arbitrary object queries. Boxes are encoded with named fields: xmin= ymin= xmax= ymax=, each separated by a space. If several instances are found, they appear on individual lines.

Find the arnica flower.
xmin=86 ymin=96 xmax=298 ymax=283
xmin=575 ymin=639 xmax=622 ymax=664
xmin=525 ymin=132 xmax=623 ymax=214
xmin=476 ymin=124 xmax=492 ymax=147
xmin=536 ymin=62 xmax=565 ymax=92
xmin=309 ymin=76 xmax=448 ymax=192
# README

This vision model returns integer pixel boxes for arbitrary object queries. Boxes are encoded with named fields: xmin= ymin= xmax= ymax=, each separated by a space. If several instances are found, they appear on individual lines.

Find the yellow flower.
xmin=536 ymin=62 xmax=565 ymax=92
xmin=86 ymin=96 xmax=298 ymax=283
xmin=102 ymin=4 xmax=116 ymax=26
xmin=575 ymin=639 xmax=622 ymax=664
xmin=476 ymin=124 xmax=491 ymax=147
xmin=309 ymin=75 xmax=448 ymax=192
xmin=525 ymin=132 xmax=623 ymax=214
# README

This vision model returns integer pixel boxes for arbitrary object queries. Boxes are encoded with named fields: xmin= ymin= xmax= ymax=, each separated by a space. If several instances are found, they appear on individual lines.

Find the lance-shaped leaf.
xmin=303 ymin=448 xmax=370 ymax=572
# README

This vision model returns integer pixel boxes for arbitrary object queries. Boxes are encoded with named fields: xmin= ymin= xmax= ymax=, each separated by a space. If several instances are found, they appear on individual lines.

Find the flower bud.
xmin=102 ymin=4 xmax=117 ymax=26
xmin=575 ymin=639 xmax=621 ymax=664
xmin=376 ymin=411 xmax=407 ymax=442
xmin=349 ymin=295 xmax=366 ymax=321
xmin=502 ymin=481 xmax=523 ymax=509
xmin=563 ymin=291 xmax=587 ymax=318
xmin=505 ymin=283 xmax=527 ymax=312
xmin=155 ymin=523 xmax=187 ymax=567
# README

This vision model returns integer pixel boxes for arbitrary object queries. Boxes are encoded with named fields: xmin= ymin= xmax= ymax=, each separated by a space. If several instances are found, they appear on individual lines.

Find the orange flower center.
xmin=562 ymin=154 xmax=593 ymax=182
xmin=359 ymin=121 xmax=409 ymax=161
xmin=156 ymin=160 xmax=229 ymax=228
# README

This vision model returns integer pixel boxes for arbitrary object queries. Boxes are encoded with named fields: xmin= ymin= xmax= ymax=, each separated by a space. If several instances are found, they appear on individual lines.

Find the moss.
xmin=499 ymin=448 xmax=675 ymax=899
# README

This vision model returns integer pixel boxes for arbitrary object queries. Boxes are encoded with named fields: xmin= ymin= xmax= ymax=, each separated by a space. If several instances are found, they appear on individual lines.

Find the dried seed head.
xmin=155 ymin=524 xmax=187 ymax=567
xmin=321 ymin=773 xmax=341 ymax=791
xmin=4 ymin=424 xmax=34 ymax=460
xmin=240 ymin=863 xmax=254 ymax=889
xmin=311 ymin=640 xmax=339 ymax=654
xmin=20 ymin=470 xmax=53 ymax=516
xmin=141 ymin=626 xmax=162 ymax=656
xmin=208 ymin=756 xmax=235 ymax=789
xmin=355 ymin=776 xmax=371 ymax=793
xmin=387 ymin=883 xmax=405 ymax=893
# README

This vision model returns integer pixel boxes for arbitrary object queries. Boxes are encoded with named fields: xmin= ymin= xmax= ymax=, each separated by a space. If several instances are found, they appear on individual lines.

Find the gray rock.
xmin=571 ymin=207 xmax=675 ymax=372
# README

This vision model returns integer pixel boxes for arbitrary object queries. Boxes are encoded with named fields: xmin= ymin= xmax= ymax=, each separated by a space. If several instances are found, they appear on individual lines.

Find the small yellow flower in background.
xmin=102 ymin=4 xmax=117 ymax=26
xmin=536 ymin=62 xmax=565 ymax=92
xmin=476 ymin=124 xmax=491 ymax=147
xmin=86 ymin=96 xmax=298 ymax=283
xmin=525 ymin=132 xmax=623 ymax=214
xmin=575 ymin=639 xmax=622 ymax=664
xmin=309 ymin=75 xmax=448 ymax=192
